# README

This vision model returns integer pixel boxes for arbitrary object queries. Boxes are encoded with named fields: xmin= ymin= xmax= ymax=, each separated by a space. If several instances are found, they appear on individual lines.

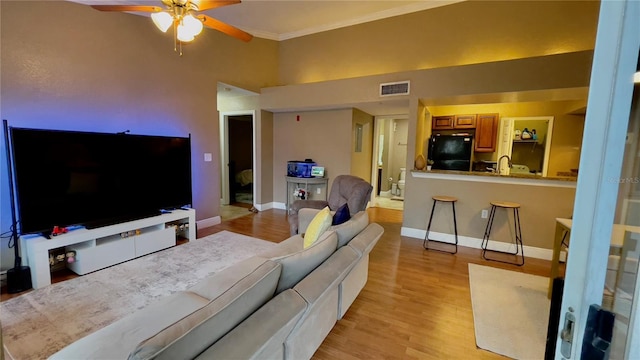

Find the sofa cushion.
xmin=303 ymin=206 xmax=332 ymax=248
xmin=195 ymin=289 xmax=307 ymax=360
xmin=332 ymin=203 xmax=350 ymax=225
xmin=50 ymin=291 xmax=210 ymax=360
xmin=128 ymin=259 xmax=282 ymax=360
xmin=269 ymin=230 xmax=338 ymax=294
xmin=332 ymin=210 xmax=369 ymax=248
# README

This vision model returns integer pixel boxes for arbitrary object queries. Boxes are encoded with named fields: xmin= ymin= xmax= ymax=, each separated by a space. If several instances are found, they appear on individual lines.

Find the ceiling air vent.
xmin=379 ymin=81 xmax=410 ymax=97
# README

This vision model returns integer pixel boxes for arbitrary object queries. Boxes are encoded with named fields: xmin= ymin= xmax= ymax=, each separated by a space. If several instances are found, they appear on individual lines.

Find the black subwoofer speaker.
xmin=7 ymin=266 xmax=32 ymax=294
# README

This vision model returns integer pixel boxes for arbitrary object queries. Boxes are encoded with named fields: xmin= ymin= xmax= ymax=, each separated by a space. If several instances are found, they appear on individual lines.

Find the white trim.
xmin=400 ymin=226 xmax=553 ymax=260
xmin=196 ymin=216 xmax=221 ymax=231
xmin=272 ymin=202 xmax=287 ymax=211
xmin=411 ymin=170 xmax=576 ymax=188
xmin=254 ymin=202 xmax=276 ymax=212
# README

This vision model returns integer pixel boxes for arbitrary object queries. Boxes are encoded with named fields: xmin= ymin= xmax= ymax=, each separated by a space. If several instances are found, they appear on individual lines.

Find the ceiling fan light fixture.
xmin=151 ymin=11 xmax=173 ymax=33
xmin=177 ymin=24 xmax=196 ymax=42
xmin=183 ymin=14 xmax=204 ymax=36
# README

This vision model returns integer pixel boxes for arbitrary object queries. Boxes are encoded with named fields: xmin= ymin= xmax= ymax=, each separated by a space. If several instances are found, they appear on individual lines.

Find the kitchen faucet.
xmin=497 ymin=155 xmax=512 ymax=175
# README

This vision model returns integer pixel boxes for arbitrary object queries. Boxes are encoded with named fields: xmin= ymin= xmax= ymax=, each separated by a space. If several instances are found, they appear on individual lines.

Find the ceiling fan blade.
xmin=198 ymin=15 xmax=253 ymax=42
xmin=193 ymin=0 xmax=241 ymax=11
xmin=90 ymin=5 xmax=163 ymax=12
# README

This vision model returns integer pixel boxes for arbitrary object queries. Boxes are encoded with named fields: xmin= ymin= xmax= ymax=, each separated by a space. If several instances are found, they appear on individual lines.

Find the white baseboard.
xmin=273 ymin=202 xmax=287 ymax=210
xmin=197 ymin=216 xmax=221 ymax=231
xmin=255 ymin=203 xmax=277 ymax=211
xmin=401 ymin=226 xmax=553 ymax=261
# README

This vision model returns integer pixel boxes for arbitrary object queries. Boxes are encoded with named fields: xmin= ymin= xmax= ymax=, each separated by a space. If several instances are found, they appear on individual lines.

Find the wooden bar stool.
xmin=423 ymin=195 xmax=458 ymax=254
xmin=481 ymin=201 xmax=524 ymax=266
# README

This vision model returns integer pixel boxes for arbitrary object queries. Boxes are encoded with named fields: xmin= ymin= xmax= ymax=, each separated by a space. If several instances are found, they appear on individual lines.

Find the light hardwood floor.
xmin=201 ymin=206 xmax=552 ymax=360
xmin=2 ymin=207 xmax=553 ymax=359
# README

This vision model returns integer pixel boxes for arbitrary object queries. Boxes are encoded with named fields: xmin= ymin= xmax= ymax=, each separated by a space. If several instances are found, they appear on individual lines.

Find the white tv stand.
xmin=19 ymin=209 xmax=196 ymax=289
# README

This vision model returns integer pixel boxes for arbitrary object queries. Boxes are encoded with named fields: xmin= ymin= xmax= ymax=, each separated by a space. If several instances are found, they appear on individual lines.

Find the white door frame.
xmin=497 ymin=116 xmax=554 ymax=176
xmin=556 ymin=0 xmax=639 ymax=358
xmin=370 ymin=114 xmax=408 ymax=202
xmin=219 ymin=110 xmax=256 ymax=206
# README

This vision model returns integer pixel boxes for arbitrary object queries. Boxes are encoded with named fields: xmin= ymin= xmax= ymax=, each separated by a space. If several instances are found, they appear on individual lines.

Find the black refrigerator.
xmin=428 ymin=135 xmax=473 ymax=171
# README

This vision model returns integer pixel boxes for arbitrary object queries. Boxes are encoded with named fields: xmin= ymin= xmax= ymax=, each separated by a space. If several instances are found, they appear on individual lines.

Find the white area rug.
xmin=468 ymin=263 xmax=551 ymax=360
xmin=1 ymin=231 xmax=275 ymax=360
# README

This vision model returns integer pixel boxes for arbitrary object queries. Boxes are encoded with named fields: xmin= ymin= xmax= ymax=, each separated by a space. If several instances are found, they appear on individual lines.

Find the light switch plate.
xmin=204 ymin=153 xmax=212 ymax=162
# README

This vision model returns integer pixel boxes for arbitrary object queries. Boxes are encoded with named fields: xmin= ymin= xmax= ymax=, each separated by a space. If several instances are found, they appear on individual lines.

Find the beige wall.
xmin=258 ymin=110 xmax=274 ymax=204
xmin=262 ymin=51 xmax=593 ymax=113
xmin=278 ymin=1 xmax=599 ymax=84
xmin=351 ymin=109 xmax=374 ymax=181
xmin=0 ymin=0 xmax=279 ymax=266
xmin=273 ymin=109 xmax=352 ymax=203
xmin=405 ymin=178 xmax=576 ymax=249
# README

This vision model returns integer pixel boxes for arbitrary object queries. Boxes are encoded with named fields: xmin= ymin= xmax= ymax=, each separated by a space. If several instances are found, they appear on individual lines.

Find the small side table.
xmin=285 ymin=176 xmax=329 ymax=212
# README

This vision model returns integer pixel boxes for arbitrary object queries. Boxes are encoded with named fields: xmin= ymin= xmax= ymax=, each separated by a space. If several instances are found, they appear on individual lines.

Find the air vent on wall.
xmin=379 ymin=81 xmax=410 ymax=97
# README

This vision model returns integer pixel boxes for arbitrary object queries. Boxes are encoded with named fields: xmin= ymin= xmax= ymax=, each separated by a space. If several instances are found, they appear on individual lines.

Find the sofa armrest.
xmin=195 ymin=289 xmax=306 ymax=360
xmin=348 ymin=223 xmax=384 ymax=256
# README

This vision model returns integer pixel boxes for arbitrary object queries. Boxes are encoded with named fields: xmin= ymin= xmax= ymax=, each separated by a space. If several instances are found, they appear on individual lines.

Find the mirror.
xmin=497 ymin=116 xmax=554 ymax=176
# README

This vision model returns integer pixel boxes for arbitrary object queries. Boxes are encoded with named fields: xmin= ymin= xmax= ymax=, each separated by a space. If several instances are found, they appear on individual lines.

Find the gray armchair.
xmin=288 ymin=175 xmax=373 ymax=235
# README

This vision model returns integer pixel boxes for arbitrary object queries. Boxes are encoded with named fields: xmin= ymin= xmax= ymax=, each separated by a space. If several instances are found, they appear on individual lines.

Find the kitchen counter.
xmin=411 ymin=169 xmax=576 ymax=188
xmin=403 ymin=168 xmax=577 ymax=254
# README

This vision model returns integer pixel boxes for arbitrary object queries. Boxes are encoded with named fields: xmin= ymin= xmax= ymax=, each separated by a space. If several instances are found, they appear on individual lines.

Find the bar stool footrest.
xmin=424 ymin=238 xmax=458 ymax=254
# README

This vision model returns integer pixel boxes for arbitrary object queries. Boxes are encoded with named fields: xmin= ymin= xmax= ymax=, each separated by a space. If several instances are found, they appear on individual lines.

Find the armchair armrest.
xmin=289 ymin=199 xmax=329 ymax=214
xmin=288 ymin=200 xmax=329 ymax=235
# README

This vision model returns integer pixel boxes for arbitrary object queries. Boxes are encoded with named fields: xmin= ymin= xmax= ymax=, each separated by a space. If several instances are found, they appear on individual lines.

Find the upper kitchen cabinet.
xmin=474 ymin=113 xmax=499 ymax=152
xmin=454 ymin=114 xmax=477 ymax=129
xmin=432 ymin=115 xmax=455 ymax=129
xmin=432 ymin=114 xmax=477 ymax=130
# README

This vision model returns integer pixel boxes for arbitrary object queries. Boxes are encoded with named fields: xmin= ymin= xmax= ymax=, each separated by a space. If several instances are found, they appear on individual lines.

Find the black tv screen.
xmin=10 ymin=128 xmax=192 ymax=235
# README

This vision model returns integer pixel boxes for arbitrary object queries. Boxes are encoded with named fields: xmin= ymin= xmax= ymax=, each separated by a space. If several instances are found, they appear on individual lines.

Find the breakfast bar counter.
xmin=402 ymin=169 xmax=577 ymax=257
xmin=411 ymin=169 xmax=577 ymax=188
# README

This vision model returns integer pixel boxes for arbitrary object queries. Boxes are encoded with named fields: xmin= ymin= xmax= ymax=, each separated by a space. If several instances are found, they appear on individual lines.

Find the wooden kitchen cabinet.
xmin=454 ymin=114 xmax=477 ymax=129
xmin=432 ymin=115 xmax=455 ymax=130
xmin=474 ymin=113 xmax=499 ymax=152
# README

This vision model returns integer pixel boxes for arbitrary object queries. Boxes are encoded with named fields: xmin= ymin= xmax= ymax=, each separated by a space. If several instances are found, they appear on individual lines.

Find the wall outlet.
xmin=316 ymin=188 xmax=321 ymax=194
xmin=481 ymin=209 xmax=489 ymax=219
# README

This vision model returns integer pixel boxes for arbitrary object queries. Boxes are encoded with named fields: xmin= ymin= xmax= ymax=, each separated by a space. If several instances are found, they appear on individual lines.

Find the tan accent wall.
xmin=261 ymin=51 xmax=593 ymax=112
xmin=405 ymin=178 xmax=576 ymax=249
xmin=351 ymin=109 xmax=374 ymax=181
xmin=0 ymin=0 xmax=279 ymax=252
xmin=273 ymin=109 xmax=352 ymax=203
xmin=278 ymin=0 xmax=599 ymax=84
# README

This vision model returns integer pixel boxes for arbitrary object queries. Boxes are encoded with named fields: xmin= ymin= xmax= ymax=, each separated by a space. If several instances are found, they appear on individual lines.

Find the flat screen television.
xmin=9 ymin=127 xmax=192 ymax=235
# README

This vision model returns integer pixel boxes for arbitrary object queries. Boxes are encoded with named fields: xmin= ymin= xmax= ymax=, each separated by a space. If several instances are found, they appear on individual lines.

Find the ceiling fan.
xmin=91 ymin=0 xmax=252 ymax=54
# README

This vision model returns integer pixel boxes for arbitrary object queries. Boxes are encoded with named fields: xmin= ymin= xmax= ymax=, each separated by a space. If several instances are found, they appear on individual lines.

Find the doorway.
xmin=219 ymin=111 xmax=256 ymax=220
xmin=372 ymin=116 xmax=408 ymax=210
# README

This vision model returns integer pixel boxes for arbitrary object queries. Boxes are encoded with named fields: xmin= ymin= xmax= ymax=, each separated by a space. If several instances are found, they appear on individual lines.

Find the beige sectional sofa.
xmin=49 ymin=211 xmax=382 ymax=360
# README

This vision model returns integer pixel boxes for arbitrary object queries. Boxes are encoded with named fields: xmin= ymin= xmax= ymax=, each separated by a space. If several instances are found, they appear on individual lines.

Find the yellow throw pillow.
xmin=303 ymin=207 xmax=332 ymax=248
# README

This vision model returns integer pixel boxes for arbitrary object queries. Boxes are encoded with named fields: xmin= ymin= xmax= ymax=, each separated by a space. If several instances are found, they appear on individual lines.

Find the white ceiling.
xmin=73 ymin=0 xmax=463 ymax=41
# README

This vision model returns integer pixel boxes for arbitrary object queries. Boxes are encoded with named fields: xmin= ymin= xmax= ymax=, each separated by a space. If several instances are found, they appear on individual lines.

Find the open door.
xmin=219 ymin=111 xmax=255 ymax=207
xmin=551 ymin=1 xmax=640 ymax=359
